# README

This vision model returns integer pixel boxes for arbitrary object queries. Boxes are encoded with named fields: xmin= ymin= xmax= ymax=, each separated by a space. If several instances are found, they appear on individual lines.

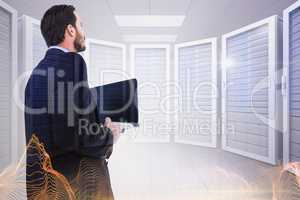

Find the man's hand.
xmin=104 ymin=117 xmax=121 ymax=144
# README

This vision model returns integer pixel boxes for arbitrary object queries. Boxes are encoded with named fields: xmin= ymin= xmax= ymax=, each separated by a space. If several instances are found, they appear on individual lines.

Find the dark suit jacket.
xmin=25 ymin=48 xmax=114 ymax=181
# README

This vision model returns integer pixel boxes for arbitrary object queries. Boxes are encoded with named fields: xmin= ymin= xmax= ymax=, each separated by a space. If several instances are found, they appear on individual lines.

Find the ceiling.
xmin=3 ymin=0 xmax=298 ymax=43
xmin=108 ymin=0 xmax=192 ymax=15
xmin=106 ymin=0 xmax=192 ymax=42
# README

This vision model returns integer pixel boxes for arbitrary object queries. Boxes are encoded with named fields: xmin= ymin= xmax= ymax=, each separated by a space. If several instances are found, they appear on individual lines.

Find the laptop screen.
xmin=91 ymin=79 xmax=138 ymax=126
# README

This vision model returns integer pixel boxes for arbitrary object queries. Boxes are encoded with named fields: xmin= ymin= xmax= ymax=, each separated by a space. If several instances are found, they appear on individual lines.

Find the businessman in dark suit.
xmin=24 ymin=5 xmax=120 ymax=200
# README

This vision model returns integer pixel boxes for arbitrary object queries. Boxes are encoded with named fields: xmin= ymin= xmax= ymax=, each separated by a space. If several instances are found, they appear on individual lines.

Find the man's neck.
xmin=49 ymin=46 xmax=70 ymax=53
xmin=58 ymin=42 xmax=76 ymax=53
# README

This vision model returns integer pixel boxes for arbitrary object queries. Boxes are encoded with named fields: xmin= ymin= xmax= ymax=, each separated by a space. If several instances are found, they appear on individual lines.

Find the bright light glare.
xmin=223 ymin=58 xmax=235 ymax=69
xmin=122 ymin=35 xmax=178 ymax=42
xmin=114 ymin=15 xmax=186 ymax=27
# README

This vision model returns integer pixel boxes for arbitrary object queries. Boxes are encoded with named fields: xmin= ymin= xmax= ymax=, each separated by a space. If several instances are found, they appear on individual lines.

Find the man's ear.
xmin=66 ymin=24 xmax=76 ymax=38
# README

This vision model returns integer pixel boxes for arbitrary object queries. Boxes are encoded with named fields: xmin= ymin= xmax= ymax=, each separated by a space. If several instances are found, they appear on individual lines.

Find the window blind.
xmin=32 ymin=23 xmax=47 ymax=66
xmin=130 ymin=45 xmax=170 ymax=142
xmin=0 ymin=1 xmax=17 ymax=169
xmin=86 ymin=40 xmax=125 ymax=87
xmin=174 ymin=39 xmax=217 ymax=147
xmin=222 ymin=16 xmax=282 ymax=165
xmin=17 ymin=16 xmax=47 ymax=159
xmin=283 ymin=2 xmax=300 ymax=164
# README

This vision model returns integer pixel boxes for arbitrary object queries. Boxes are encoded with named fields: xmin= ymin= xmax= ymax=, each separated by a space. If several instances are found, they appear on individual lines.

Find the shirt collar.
xmin=48 ymin=46 xmax=69 ymax=53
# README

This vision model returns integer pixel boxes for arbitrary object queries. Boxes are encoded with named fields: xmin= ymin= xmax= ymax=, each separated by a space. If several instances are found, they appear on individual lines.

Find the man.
xmin=24 ymin=5 xmax=120 ymax=199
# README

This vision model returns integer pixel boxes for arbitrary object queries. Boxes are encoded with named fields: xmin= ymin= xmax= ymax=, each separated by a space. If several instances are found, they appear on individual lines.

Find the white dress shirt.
xmin=48 ymin=45 xmax=69 ymax=53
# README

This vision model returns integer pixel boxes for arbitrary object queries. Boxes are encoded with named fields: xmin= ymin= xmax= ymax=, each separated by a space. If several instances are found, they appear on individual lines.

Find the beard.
xmin=74 ymin=32 xmax=86 ymax=53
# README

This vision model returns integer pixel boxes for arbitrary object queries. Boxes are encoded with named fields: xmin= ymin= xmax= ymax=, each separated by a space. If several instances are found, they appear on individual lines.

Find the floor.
xmin=109 ymin=139 xmax=295 ymax=200
xmin=0 ymin=136 xmax=299 ymax=199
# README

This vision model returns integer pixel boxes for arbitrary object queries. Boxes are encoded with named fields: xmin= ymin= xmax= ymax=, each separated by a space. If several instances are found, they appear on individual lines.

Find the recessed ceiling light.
xmin=122 ymin=35 xmax=178 ymax=42
xmin=114 ymin=15 xmax=186 ymax=27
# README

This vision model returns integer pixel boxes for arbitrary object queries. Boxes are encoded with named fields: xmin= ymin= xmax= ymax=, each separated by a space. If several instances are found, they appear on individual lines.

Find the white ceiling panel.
xmin=123 ymin=34 xmax=177 ymax=42
xmin=150 ymin=0 xmax=191 ymax=15
xmin=115 ymin=15 xmax=185 ymax=27
xmin=108 ymin=0 xmax=191 ymax=15
xmin=119 ymin=27 xmax=179 ymax=35
xmin=108 ymin=0 xmax=150 ymax=15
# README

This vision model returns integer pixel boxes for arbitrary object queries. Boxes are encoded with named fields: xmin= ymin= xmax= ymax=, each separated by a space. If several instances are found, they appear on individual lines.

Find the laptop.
xmin=91 ymin=79 xmax=139 ymax=127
